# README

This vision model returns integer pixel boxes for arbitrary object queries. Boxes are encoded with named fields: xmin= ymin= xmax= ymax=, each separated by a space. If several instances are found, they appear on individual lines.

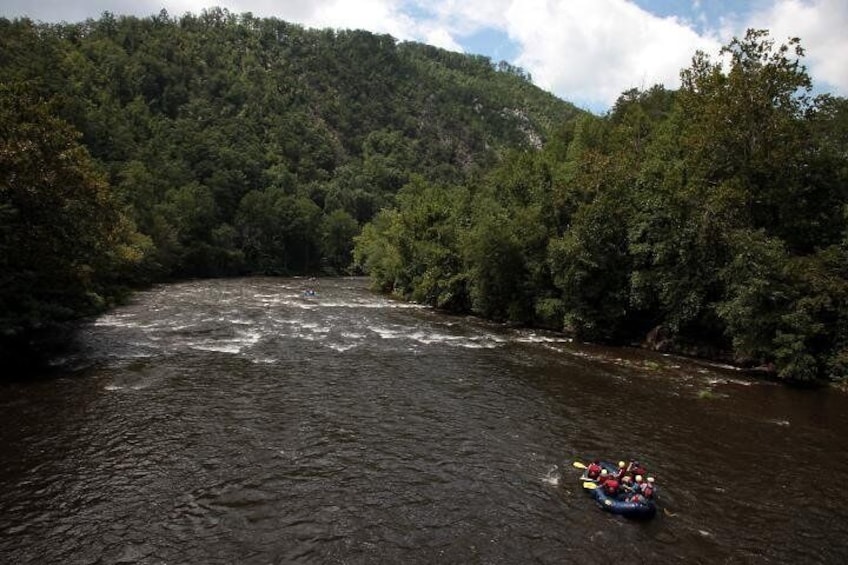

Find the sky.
xmin=1 ymin=0 xmax=846 ymax=113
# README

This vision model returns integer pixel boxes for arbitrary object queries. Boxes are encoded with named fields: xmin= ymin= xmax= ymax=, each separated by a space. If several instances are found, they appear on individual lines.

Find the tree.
xmin=678 ymin=29 xmax=840 ymax=253
xmin=320 ymin=209 xmax=359 ymax=274
xmin=235 ymin=186 xmax=322 ymax=274
xmin=0 ymin=84 xmax=148 ymax=363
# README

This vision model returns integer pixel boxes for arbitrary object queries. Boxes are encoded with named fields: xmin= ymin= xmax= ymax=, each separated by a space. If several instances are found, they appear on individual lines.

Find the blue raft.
xmin=590 ymin=485 xmax=656 ymax=519
xmin=580 ymin=461 xmax=657 ymax=520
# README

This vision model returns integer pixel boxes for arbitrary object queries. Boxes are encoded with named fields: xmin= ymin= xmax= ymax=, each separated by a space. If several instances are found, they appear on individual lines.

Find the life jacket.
xmin=630 ymin=464 xmax=647 ymax=477
xmin=642 ymin=484 xmax=654 ymax=499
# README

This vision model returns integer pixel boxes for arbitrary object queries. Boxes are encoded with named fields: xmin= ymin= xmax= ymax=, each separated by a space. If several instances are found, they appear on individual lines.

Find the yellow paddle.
xmin=582 ymin=482 xmax=598 ymax=490
xmin=572 ymin=461 xmax=587 ymax=469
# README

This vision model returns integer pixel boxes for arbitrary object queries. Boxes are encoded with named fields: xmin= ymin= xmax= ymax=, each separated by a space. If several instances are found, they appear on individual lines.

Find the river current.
xmin=2 ymin=277 xmax=847 ymax=564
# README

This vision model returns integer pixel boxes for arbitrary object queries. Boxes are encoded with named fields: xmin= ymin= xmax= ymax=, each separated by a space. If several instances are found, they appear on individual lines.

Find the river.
xmin=1 ymin=277 xmax=847 ymax=564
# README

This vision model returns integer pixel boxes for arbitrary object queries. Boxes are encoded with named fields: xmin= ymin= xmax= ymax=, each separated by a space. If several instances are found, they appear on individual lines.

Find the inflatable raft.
xmin=590 ymin=484 xmax=656 ymax=519
xmin=579 ymin=461 xmax=657 ymax=520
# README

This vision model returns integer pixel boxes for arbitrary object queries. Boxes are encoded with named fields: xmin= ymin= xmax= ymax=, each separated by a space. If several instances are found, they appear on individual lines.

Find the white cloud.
xmin=418 ymin=0 xmax=511 ymax=32
xmin=229 ymin=1 xmax=464 ymax=50
xmin=279 ymin=0 xmax=413 ymax=37
xmin=504 ymin=0 xmax=721 ymax=110
xmin=421 ymin=26 xmax=465 ymax=52
xmin=744 ymin=0 xmax=848 ymax=95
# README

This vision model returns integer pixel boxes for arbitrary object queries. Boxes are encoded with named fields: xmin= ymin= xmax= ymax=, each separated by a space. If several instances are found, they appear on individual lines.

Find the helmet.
xmin=647 ymin=477 xmax=655 ymax=483
xmin=635 ymin=475 xmax=643 ymax=483
xmin=600 ymin=469 xmax=608 ymax=476
xmin=618 ymin=461 xmax=626 ymax=468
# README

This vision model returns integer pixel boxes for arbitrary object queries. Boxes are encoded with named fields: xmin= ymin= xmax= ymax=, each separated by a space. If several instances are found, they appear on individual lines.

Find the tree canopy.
xmin=354 ymin=29 xmax=848 ymax=383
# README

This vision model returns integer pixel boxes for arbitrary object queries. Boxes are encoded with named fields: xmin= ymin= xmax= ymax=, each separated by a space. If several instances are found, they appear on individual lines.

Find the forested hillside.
xmin=0 ymin=8 xmax=579 ymax=365
xmin=354 ymin=30 xmax=848 ymax=383
xmin=3 ymin=9 xmax=847 ymax=383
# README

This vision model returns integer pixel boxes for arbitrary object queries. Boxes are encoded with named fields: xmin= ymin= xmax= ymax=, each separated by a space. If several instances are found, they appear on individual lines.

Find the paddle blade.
xmin=582 ymin=482 xmax=598 ymax=490
xmin=572 ymin=461 xmax=587 ymax=469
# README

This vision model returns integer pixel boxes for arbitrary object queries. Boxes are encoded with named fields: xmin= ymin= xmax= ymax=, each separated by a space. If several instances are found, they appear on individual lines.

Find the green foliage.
xmin=355 ymin=29 xmax=848 ymax=383
xmin=0 ymin=83 xmax=148 ymax=360
xmin=548 ymin=190 xmax=633 ymax=341
xmin=0 ymin=10 xmax=578 ymax=288
xmin=463 ymin=208 xmax=527 ymax=321
xmin=353 ymin=210 xmax=405 ymax=294
xmin=321 ymin=209 xmax=360 ymax=275
xmin=235 ymin=187 xmax=322 ymax=275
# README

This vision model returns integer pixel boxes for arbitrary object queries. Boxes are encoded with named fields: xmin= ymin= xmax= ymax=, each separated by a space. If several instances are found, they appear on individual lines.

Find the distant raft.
xmin=578 ymin=460 xmax=657 ymax=520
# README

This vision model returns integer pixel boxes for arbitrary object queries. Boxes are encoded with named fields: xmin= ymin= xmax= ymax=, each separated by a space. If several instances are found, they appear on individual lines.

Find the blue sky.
xmin=2 ymin=1 xmax=846 ymax=113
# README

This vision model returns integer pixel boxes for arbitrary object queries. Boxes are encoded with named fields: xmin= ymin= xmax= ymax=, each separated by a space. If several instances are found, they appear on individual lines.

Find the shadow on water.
xmin=1 ymin=277 xmax=847 ymax=564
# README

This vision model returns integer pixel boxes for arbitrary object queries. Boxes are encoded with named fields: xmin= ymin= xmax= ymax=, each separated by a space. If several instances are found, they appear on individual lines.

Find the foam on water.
xmin=189 ymin=342 xmax=243 ymax=354
xmin=541 ymin=465 xmax=561 ymax=487
xmin=370 ymin=326 xmax=405 ymax=339
xmin=251 ymin=357 xmax=277 ymax=364
xmin=513 ymin=333 xmax=573 ymax=344
xmin=325 ymin=342 xmax=359 ymax=352
xmin=184 ymin=329 xmax=263 ymax=354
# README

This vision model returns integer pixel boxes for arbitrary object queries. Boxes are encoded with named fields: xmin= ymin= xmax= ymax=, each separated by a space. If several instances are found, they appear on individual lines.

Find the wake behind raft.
xmin=574 ymin=460 xmax=657 ymax=520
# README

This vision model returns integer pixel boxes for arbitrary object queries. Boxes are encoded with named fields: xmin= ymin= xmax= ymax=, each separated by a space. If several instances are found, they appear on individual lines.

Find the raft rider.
xmin=642 ymin=477 xmax=657 ymax=499
xmin=586 ymin=460 xmax=602 ymax=480
xmin=602 ymin=473 xmax=621 ymax=497
xmin=627 ymin=460 xmax=647 ymax=478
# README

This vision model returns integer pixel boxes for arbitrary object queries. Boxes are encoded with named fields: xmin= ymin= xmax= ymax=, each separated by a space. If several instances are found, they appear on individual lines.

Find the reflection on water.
xmin=1 ymin=277 xmax=847 ymax=564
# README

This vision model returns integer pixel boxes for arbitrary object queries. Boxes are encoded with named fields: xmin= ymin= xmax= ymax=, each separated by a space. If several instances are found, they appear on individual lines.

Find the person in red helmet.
xmin=602 ymin=473 xmax=620 ymax=497
xmin=586 ymin=460 xmax=602 ymax=480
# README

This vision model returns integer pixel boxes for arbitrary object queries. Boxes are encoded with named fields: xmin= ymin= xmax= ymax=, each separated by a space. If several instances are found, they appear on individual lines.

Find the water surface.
xmin=2 ymin=277 xmax=846 ymax=564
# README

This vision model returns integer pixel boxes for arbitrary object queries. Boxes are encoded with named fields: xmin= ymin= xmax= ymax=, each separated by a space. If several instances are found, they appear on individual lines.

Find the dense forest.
xmin=0 ymin=8 xmax=578 ymax=367
xmin=354 ymin=30 xmax=848 ymax=383
xmin=1 ymin=10 xmax=847 ymax=384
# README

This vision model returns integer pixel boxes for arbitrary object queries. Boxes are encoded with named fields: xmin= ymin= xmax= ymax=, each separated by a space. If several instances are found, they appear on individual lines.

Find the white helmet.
xmin=635 ymin=475 xmax=643 ymax=483
xmin=647 ymin=477 xmax=655 ymax=483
